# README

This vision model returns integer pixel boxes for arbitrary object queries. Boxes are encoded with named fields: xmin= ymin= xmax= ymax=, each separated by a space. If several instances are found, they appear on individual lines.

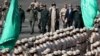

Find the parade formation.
xmin=0 ymin=0 xmax=100 ymax=56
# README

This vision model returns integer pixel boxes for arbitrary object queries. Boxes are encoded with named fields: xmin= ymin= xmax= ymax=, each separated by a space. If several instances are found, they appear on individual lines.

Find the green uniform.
xmin=29 ymin=8 xmax=38 ymax=34
xmin=40 ymin=9 xmax=49 ymax=33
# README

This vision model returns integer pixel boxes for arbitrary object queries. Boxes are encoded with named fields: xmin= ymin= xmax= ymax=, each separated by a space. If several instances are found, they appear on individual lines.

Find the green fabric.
xmin=81 ymin=0 xmax=98 ymax=29
xmin=97 ymin=10 xmax=100 ymax=16
xmin=0 ymin=0 xmax=20 ymax=50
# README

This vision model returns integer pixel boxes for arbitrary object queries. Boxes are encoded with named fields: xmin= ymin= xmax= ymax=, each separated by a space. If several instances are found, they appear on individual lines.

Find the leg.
xmin=41 ymin=21 xmax=47 ymax=34
xmin=31 ymin=20 xmax=35 ymax=34
xmin=29 ymin=20 xmax=33 ymax=34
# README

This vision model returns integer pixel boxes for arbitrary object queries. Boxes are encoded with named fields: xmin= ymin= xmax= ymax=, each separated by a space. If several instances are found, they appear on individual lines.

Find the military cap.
xmin=93 ymin=49 xmax=98 ymax=54
xmin=49 ymin=37 xmax=53 ymax=41
xmin=73 ymin=51 xmax=77 ymax=55
xmin=92 ymin=41 xmax=100 ymax=48
xmin=80 ymin=28 xmax=83 ymax=33
xmin=44 ymin=36 xmax=49 ymax=41
xmin=1 ymin=48 xmax=10 ymax=54
xmin=28 ymin=37 xmax=33 ymax=42
xmin=21 ymin=38 xmax=28 ymax=43
xmin=67 ymin=51 xmax=73 ymax=55
xmin=83 ymin=32 xmax=87 ymax=36
xmin=34 ymin=40 xmax=38 ymax=46
xmin=75 ymin=49 xmax=80 ymax=55
xmin=62 ymin=33 xmax=67 ymax=37
xmin=85 ymin=53 xmax=88 ymax=56
xmin=91 ymin=28 xmax=98 ymax=32
xmin=59 ymin=29 xmax=64 ymax=33
xmin=53 ymin=32 xmax=57 ymax=35
xmin=71 ymin=30 xmax=76 ymax=35
xmin=62 ymin=28 xmax=66 ymax=32
xmin=64 ymin=28 xmax=68 ymax=32
xmin=35 ymin=36 xmax=40 ymax=40
xmin=58 ymin=33 xmax=63 ymax=38
xmin=53 ymin=34 xmax=58 ymax=40
xmin=62 ymin=54 xmax=67 ymax=56
xmin=29 ymin=47 xmax=36 ymax=53
xmin=19 ymin=54 xmax=24 ymax=56
xmin=31 ymin=37 xmax=36 ymax=41
xmin=56 ymin=30 xmax=60 ymax=34
xmin=43 ymin=33 xmax=47 ymax=36
xmin=41 ymin=38 xmax=46 ymax=43
xmin=83 ymin=27 xmax=87 ymax=32
xmin=61 ymin=50 xmax=66 ymax=54
xmin=38 ymin=39 xmax=42 ymax=44
xmin=96 ymin=19 xmax=100 ymax=23
xmin=94 ymin=28 xmax=99 ymax=32
xmin=65 ymin=31 xmax=70 ymax=36
xmin=75 ymin=28 xmax=80 ymax=33
xmin=69 ymin=26 xmax=74 ymax=31
xmin=42 ymin=48 xmax=51 ymax=55
xmin=16 ymin=40 xmax=21 ymax=45
xmin=91 ymin=50 xmax=95 ymax=55
xmin=66 ymin=27 xmax=70 ymax=31
xmin=49 ymin=32 xmax=53 ymax=36
xmin=38 ymin=35 xmax=42 ymax=39
xmin=87 ymin=51 xmax=92 ymax=56
xmin=45 ymin=53 xmax=54 ymax=56
xmin=97 ymin=47 xmax=100 ymax=52
xmin=24 ymin=43 xmax=29 ymax=48
xmin=57 ymin=50 xmax=62 ymax=55
xmin=14 ymin=49 xmax=19 ymax=55
xmin=70 ymin=31 xmax=73 ymax=36
xmin=44 ymin=32 xmax=49 ymax=36
xmin=18 ymin=46 xmax=23 ymax=53
xmin=98 ymin=18 xmax=100 ymax=22
xmin=53 ymin=51 xmax=58 ymax=55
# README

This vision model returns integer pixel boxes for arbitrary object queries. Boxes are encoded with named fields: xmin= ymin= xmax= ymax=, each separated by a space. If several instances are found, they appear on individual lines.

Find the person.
xmin=1 ymin=0 xmax=10 ymax=33
xmin=27 ymin=3 xmax=38 ymax=34
xmin=73 ymin=6 xmax=84 ymax=28
xmin=0 ymin=5 xmax=3 ymax=33
xmin=65 ymin=4 xmax=74 ymax=27
xmin=29 ymin=0 xmax=41 ymax=31
xmin=40 ymin=4 xmax=49 ymax=34
xmin=2 ymin=0 xmax=10 ymax=21
xmin=49 ymin=3 xmax=59 ymax=32
xmin=60 ymin=4 xmax=67 ymax=28
xmin=31 ymin=0 xmax=39 ymax=9
xmin=0 ymin=6 xmax=2 ymax=20
xmin=19 ymin=5 xmax=25 ymax=32
xmin=38 ymin=3 xmax=44 ymax=32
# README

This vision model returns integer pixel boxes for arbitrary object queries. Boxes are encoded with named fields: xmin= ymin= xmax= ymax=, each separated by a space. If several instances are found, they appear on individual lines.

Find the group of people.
xmin=0 ymin=26 xmax=100 ymax=56
xmin=26 ymin=0 xmax=84 ymax=34
xmin=0 ymin=0 xmax=84 ymax=34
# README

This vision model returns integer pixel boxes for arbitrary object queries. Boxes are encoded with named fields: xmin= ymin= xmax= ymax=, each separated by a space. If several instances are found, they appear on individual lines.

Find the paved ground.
xmin=0 ymin=0 xmax=100 ymax=39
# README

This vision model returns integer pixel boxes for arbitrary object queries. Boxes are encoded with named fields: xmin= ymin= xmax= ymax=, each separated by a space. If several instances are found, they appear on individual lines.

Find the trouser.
xmin=38 ymin=19 xmax=41 ymax=32
xmin=48 ymin=19 xmax=51 ymax=32
xmin=61 ymin=16 xmax=65 ymax=28
xmin=65 ymin=20 xmax=73 ymax=28
xmin=41 ymin=21 xmax=47 ymax=34
xmin=74 ymin=21 xmax=80 ymax=28
xmin=20 ymin=20 xmax=23 ymax=33
xmin=30 ymin=20 xmax=35 ymax=33
xmin=55 ymin=20 xmax=59 ymax=30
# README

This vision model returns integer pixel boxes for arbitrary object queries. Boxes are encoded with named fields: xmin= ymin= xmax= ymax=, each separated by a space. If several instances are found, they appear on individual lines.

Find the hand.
xmin=64 ymin=19 xmax=67 ymax=23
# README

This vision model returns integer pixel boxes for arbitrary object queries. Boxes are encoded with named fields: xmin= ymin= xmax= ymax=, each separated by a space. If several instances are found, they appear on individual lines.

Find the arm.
xmin=23 ymin=10 xmax=25 ymax=22
xmin=26 ymin=4 xmax=32 ymax=12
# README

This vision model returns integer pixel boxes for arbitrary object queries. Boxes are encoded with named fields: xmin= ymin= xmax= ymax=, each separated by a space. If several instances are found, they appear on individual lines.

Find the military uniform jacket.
xmin=40 ymin=9 xmax=49 ymax=25
xmin=29 ymin=8 xmax=38 ymax=22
